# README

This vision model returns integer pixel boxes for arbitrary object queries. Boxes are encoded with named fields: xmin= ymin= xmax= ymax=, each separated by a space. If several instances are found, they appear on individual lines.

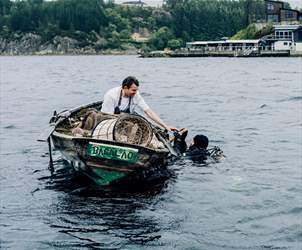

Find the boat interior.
xmin=55 ymin=107 xmax=166 ymax=150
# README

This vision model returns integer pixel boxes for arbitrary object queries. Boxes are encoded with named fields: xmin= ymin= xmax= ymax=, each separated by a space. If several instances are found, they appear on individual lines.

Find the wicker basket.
xmin=92 ymin=114 xmax=153 ymax=147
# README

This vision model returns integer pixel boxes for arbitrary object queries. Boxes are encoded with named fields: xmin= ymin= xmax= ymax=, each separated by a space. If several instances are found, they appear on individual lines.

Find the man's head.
xmin=193 ymin=134 xmax=209 ymax=149
xmin=122 ymin=76 xmax=139 ymax=97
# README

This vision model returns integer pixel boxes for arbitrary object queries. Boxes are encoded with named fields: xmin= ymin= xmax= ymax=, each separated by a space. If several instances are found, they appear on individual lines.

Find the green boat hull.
xmin=48 ymin=101 xmax=172 ymax=186
xmin=51 ymin=134 xmax=169 ymax=186
xmin=86 ymin=167 xmax=127 ymax=186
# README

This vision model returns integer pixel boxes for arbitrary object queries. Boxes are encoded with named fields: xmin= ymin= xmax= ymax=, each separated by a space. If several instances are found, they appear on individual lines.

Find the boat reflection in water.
xmin=39 ymin=156 xmax=173 ymax=248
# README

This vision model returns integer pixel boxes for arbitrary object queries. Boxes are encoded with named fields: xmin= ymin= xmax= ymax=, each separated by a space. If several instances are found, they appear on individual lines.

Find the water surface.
xmin=0 ymin=56 xmax=301 ymax=249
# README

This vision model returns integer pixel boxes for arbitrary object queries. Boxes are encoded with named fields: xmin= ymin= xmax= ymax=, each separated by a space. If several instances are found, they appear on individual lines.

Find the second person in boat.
xmin=101 ymin=76 xmax=177 ymax=132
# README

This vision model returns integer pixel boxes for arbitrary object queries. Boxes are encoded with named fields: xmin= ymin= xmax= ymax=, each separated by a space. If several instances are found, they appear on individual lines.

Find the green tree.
xmin=107 ymin=30 xmax=121 ymax=48
xmin=167 ymin=38 xmax=183 ymax=49
xmin=164 ymin=0 xmax=265 ymax=41
xmin=10 ymin=1 xmax=34 ymax=32
xmin=0 ymin=0 xmax=12 ymax=15
xmin=149 ymin=26 xmax=174 ymax=50
xmin=106 ymin=8 xmax=130 ymax=32
xmin=1 ymin=0 xmax=269 ymax=51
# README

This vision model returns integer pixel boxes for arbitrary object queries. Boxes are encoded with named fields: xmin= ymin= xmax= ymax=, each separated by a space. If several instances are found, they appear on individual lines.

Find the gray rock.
xmin=0 ymin=32 xmax=139 ymax=55
xmin=0 ymin=33 xmax=42 ymax=55
xmin=53 ymin=36 xmax=78 ymax=53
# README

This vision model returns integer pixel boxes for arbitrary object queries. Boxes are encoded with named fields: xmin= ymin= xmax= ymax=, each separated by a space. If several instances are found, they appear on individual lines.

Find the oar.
xmin=169 ymin=128 xmax=188 ymax=142
xmin=37 ymin=123 xmax=57 ymax=142
xmin=117 ymin=112 xmax=179 ymax=156
xmin=146 ymin=122 xmax=179 ymax=157
xmin=156 ymin=132 xmax=178 ymax=157
xmin=37 ymin=110 xmax=70 ymax=142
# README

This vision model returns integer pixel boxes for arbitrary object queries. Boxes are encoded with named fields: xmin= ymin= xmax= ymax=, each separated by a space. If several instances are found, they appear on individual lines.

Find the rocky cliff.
xmin=0 ymin=33 xmax=137 ymax=55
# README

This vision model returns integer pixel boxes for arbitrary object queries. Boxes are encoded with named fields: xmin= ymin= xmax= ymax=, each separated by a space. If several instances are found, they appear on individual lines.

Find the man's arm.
xmin=144 ymin=109 xmax=177 ymax=132
xmin=136 ymin=92 xmax=177 ymax=131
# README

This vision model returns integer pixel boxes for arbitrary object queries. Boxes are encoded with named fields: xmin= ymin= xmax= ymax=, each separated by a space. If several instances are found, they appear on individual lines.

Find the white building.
xmin=185 ymin=25 xmax=302 ymax=56
xmin=121 ymin=1 xmax=146 ymax=7
xmin=186 ymin=40 xmax=261 ymax=51
xmin=272 ymin=25 xmax=302 ymax=53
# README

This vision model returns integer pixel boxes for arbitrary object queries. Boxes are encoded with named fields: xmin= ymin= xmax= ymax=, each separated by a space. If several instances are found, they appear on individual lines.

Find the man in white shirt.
xmin=101 ymin=76 xmax=177 ymax=132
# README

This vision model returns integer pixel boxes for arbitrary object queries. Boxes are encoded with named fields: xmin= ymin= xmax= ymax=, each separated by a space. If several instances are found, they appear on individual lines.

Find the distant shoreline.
xmin=0 ymin=51 xmax=139 ymax=56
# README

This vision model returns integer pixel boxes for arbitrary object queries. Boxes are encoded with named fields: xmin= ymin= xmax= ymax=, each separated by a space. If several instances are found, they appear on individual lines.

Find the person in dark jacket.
xmin=185 ymin=134 xmax=209 ymax=162
xmin=173 ymin=131 xmax=224 ymax=162
xmin=173 ymin=130 xmax=209 ymax=162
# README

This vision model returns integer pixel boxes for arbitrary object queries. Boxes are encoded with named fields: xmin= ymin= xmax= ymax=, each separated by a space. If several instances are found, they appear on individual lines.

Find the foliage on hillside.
xmin=0 ymin=0 xmax=267 ymax=51
xmin=163 ymin=0 xmax=266 ymax=41
xmin=231 ymin=24 xmax=274 ymax=40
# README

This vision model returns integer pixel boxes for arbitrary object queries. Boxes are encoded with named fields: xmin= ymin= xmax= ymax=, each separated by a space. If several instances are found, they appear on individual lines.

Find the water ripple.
xmin=277 ymin=96 xmax=302 ymax=102
xmin=1 ymin=56 xmax=301 ymax=249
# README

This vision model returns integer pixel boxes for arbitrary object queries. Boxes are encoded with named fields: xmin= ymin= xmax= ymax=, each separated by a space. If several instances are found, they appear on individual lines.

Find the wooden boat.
xmin=40 ymin=101 xmax=177 ymax=186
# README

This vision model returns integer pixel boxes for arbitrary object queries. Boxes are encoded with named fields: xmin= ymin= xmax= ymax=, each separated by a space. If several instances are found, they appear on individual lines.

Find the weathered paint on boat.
xmin=87 ymin=142 xmax=139 ymax=164
xmin=49 ymin=101 xmax=173 ymax=186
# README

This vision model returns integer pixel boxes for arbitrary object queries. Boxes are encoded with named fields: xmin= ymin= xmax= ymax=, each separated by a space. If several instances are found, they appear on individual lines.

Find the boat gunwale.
xmin=52 ymin=100 xmax=104 ymax=129
xmin=52 ymin=100 xmax=171 ymax=154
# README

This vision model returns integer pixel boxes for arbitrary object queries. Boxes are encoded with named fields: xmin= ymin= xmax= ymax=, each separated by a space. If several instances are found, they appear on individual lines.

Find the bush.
xmin=149 ymin=26 xmax=174 ymax=50
xmin=231 ymin=24 xmax=257 ymax=39
xmin=231 ymin=23 xmax=274 ymax=40
xmin=94 ymin=37 xmax=108 ymax=50
xmin=254 ymin=24 xmax=274 ymax=39
xmin=167 ymin=38 xmax=183 ymax=50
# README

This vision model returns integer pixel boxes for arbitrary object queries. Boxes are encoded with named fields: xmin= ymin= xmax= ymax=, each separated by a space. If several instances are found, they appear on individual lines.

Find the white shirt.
xmin=101 ymin=86 xmax=150 ymax=114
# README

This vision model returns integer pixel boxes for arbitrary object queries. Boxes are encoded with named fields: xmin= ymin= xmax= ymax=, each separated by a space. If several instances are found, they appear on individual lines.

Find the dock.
xmin=140 ymin=48 xmax=291 ymax=58
xmin=141 ymin=24 xmax=302 ymax=58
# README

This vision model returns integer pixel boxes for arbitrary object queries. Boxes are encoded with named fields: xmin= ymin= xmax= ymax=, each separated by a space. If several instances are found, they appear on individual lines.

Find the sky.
xmin=113 ymin=0 xmax=302 ymax=9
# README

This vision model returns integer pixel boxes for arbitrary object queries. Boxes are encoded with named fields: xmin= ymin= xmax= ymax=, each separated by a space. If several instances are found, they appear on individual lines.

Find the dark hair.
xmin=193 ymin=134 xmax=209 ymax=149
xmin=122 ymin=76 xmax=139 ymax=88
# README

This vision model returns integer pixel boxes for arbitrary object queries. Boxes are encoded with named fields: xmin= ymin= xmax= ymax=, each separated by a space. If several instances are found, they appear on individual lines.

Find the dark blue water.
xmin=1 ymin=56 xmax=301 ymax=249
